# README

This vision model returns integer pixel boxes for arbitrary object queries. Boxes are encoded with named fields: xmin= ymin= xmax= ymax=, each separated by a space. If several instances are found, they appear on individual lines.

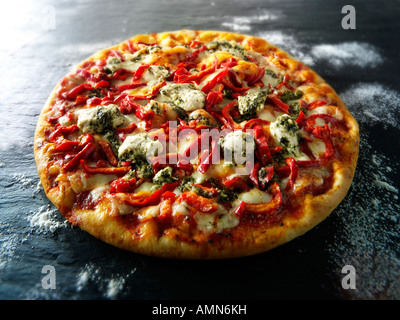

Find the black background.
xmin=0 ymin=0 xmax=399 ymax=301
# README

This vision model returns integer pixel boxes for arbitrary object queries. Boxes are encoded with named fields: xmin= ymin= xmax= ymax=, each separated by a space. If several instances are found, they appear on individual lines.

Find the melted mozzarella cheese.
xmin=237 ymin=188 xmax=272 ymax=204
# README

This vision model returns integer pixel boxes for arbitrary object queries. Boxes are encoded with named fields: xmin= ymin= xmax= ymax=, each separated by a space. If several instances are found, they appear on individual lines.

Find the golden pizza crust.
xmin=34 ymin=30 xmax=359 ymax=259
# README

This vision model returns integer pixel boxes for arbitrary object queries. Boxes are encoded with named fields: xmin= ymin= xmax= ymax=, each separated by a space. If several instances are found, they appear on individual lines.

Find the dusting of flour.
xmin=326 ymin=133 xmax=400 ymax=299
xmin=311 ymin=42 xmax=383 ymax=69
xmin=76 ymin=262 xmax=137 ymax=299
xmin=340 ymin=83 xmax=400 ymax=129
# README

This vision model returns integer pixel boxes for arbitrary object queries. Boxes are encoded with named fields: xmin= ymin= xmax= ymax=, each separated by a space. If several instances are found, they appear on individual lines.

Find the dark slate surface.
xmin=0 ymin=0 xmax=399 ymax=300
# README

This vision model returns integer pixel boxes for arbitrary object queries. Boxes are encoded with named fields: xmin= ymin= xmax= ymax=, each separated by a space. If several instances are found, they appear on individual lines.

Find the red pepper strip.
xmin=175 ymin=57 xmax=217 ymax=84
xmin=79 ymin=134 xmax=94 ymax=146
xmin=132 ymin=80 xmax=166 ymax=100
xmin=54 ymin=140 xmax=80 ymax=152
xmin=276 ymin=74 xmax=294 ymax=90
xmin=94 ymin=80 xmax=110 ymax=89
xmin=65 ymin=83 xmax=93 ymax=101
xmin=110 ymin=49 xmax=124 ymax=61
xmin=176 ymin=160 xmax=194 ymax=173
xmin=303 ymin=114 xmax=338 ymax=135
xmin=98 ymin=140 xmax=118 ymax=166
xmin=114 ymin=122 xmax=137 ymax=134
xmin=221 ymin=57 xmax=238 ymax=68
xmin=126 ymin=40 xmax=136 ymax=53
xmin=183 ymin=132 xmax=209 ymax=158
xmin=161 ymin=191 xmax=177 ymax=201
xmin=49 ymin=124 xmax=79 ymax=142
xmin=132 ymin=64 xmax=150 ymax=81
xmin=269 ymin=94 xmax=290 ymax=113
xmin=212 ymin=111 xmax=238 ymax=130
xmin=190 ymin=40 xmax=204 ymax=48
xmin=73 ymin=95 xmax=89 ymax=106
xmin=227 ymin=68 xmax=243 ymax=87
xmin=80 ymin=160 xmax=131 ymax=176
xmin=249 ymin=161 xmax=261 ymax=187
xmin=312 ymin=124 xmax=334 ymax=160
xmin=284 ymin=157 xmax=299 ymax=191
xmin=247 ymin=67 xmax=265 ymax=86
xmin=77 ymin=68 xmax=96 ymax=82
xmin=115 ymin=82 xmax=147 ymax=92
xmin=123 ymin=182 xmax=179 ymax=207
xmin=296 ymin=110 xmax=307 ymax=128
xmin=180 ymin=191 xmax=218 ymax=213
xmin=110 ymin=177 xmax=137 ymax=193
xmin=136 ymin=41 xmax=158 ymax=46
xmin=205 ymin=90 xmax=223 ymax=112
xmin=186 ymin=45 xmax=208 ymax=61
xmin=308 ymin=114 xmax=339 ymax=125
xmin=63 ymin=143 xmax=95 ymax=171
xmin=221 ymin=101 xmax=241 ymax=130
xmin=243 ymin=118 xmax=270 ymax=130
xmin=307 ymin=100 xmax=327 ymax=109
xmin=234 ymin=182 xmax=282 ymax=217
xmin=253 ymin=125 xmax=271 ymax=166
xmin=198 ymin=140 xmax=218 ymax=174
xmin=223 ymin=176 xmax=251 ymax=191
xmin=110 ymin=68 xmax=134 ymax=81
xmin=221 ymin=78 xmax=249 ymax=93
xmin=86 ymin=97 xmax=102 ymax=106
xmin=201 ymin=68 xmax=228 ymax=94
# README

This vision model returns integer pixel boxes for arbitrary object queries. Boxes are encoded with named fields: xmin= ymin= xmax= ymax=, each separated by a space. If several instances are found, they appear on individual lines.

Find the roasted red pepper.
xmin=180 ymin=191 xmax=218 ymax=213
xmin=116 ymin=82 xmax=146 ymax=92
xmin=243 ymin=119 xmax=270 ymax=129
xmin=223 ymin=176 xmax=251 ymax=191
xmin=49 ymin=124 xmax=79 ymax=142
xmin=63 ymin=142 xmax=95 ymax=171
xmin=175 ymin=58 xmax=217 ymax=85
xmin=205 ymin=90 xmax=223 ymax=112
xmin=276 ymin=74 xmax=294 ymax=90
xmin=132 ymin=64 xmax=150 ymax=81
xmin=253 ymin=125 xmax=271 ymax=166
xmin=110 ymin=177 xmax=137 ymax=193
xmin=269 ymin=94 xmax=290 ymax=114
xmin=53 ymin=140 xmax=80 ymax=152
xmin=284 ymin=157 xmax=299 ymax=191
xmin=65 ymin=83 xmax=93 ymax=101
xmin=198 ymin=140 xmax=219 ymax=174
xmin=234 ymin=182 xmax=282 ymax=218
xmin=247 ymin=67 xmax=265 ymax=86
xmin=296 ymin=110 xmax=307 ymax=128
xmin=132 ymin=80 xmax=166 ymax=100
xmin=221 ymin=101 xmax=240 ymax=130
xmin=201 ymin=67 xmax=228 ymax=94
xmin=122 ymin=182 xmax=179 ymax=207
xmin=80 ymin=160 xmax=131 ymax=176
xmin=98 ymin=140 xmax=118 ymax=166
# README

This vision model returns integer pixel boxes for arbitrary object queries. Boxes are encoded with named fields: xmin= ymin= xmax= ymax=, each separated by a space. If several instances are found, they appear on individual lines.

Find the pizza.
xmin=34 ymin=30 xmax=359 ymax=259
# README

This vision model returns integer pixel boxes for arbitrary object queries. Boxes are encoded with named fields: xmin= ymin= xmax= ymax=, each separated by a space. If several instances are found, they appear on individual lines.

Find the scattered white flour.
xmin=27 ymin=204 xmax=69 ymax=233
xmin=311 ymin=42 xmax=383 ymax=69
xmin=12 ymin=172 xmax=35 ymax=189
xmin=257 ymin=30 xmax=315 ymax=65
xmin=76 ymin=262 xmax=137 ymax=299
xmin=340 ymin=83 xmax=400 ymax=129
xmin=221 ymin=10 xmax=282 ymax=32
xmin=326 ymin=132 xmax=400 ymax=299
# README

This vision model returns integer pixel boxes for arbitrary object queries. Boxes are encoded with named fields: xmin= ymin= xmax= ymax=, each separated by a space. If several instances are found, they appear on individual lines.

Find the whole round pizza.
xmin=34 ymin=30 xmax=359 ymax=259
